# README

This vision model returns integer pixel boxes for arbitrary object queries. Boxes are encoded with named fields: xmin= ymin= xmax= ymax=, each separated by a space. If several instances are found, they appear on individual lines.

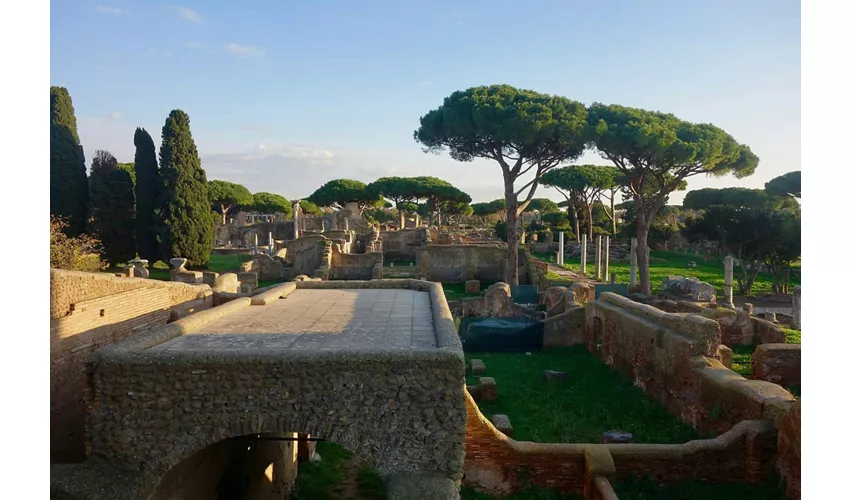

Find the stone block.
xmin=601 ymin=430 xmax=633 ymax=444
xmin=753 ymin=344 xmax=801 ymax=386
xmin=479 ymin=377 xmax=497 ymax=402
xmin=490 ymin=414 xmax=513 ymax=437
xmin=172 ymin=270 xmax=203 ymax=285
xmin=470 ymin=359 xmax=486 ymax=375
xmin=201 ymin=271 xmax=219 ymax=286
xmin=719 ymin=344 xmax=734 ymax=369
xmin=465 ymin=280 xmax=481 ymax=294
xmin=543 ymin=370 xmax=567 ymax=381
xmin=467 ymin=385 xmax=481 ymax=400
xmin=483 ymin=283 xmax=512 ymax=317
xmin=569 ymin=282 xmax=593 ymax=305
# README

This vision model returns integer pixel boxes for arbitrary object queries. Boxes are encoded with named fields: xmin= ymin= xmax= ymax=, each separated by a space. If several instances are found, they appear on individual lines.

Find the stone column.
xmin=293 ymin=215 xmax=299 ymax=239
xmin=603 ymin=236 xmax=610 ymax=282
xmin=580 ymin=233 xmax=587 ymax=275
xmin=343 ymin=217 xmax=349 ymax=232
xmin=724 ymin=255 xmax=735 ymax=306
xmin=268 ymin=232 xmax=274 ymax=255
xmin=629 ymin=237 xmax=637 ymax=287
xmin=558 ymin=231 xmax=565 ymax=266
xmin=792 ymin=286 xmax=801 ymax=329
xmin=254 ymin=233 xmax=259 ymax=255
xmin=594 ymin=235 xmax=602 ymax=280
xmin=415 ymin=213 xmax=420 ymax=228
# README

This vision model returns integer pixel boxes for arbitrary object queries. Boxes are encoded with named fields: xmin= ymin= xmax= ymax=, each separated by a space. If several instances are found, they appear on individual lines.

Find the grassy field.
xmin=442 ymin=282 xmax=496 ymax=301
xmin=290 ymin=441 xmax=385 ymax=500
xmin=460 ymin=485 xmax=581 ymax=499
xmin=613 ymin=474 xmax=787 ymax=500
xmin=536 ymin=250 xmax=800 ymax=298
xmin=466 ymin=346 xmax=702 ymax=444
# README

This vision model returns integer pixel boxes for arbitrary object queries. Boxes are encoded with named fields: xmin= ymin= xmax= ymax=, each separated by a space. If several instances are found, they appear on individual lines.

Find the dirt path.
xmin=546 ymin=262 xmax=602 ymax=284
xmin=330 ymin=455 xmax=368 ymax=500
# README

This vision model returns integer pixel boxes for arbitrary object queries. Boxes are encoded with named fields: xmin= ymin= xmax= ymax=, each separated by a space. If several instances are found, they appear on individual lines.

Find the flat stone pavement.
xmin=150 ymin=289 xmax=438 ymax=353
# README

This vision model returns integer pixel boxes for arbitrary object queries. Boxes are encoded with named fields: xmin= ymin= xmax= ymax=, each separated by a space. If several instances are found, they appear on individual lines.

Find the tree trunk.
xmin=586 ymin=201 xmax=594 ymax=241
xmin=635 ymin=215 xmax=651 ymax=294
xmin=221 ymin=205 xmax=229 ymax=225
xmin=569 ymin=199 xmax=581 ymax=243
xmin=504 ymin=181 xmax=519 ymax=286
xmin=610 ymin=189 xmax=617 ymax=237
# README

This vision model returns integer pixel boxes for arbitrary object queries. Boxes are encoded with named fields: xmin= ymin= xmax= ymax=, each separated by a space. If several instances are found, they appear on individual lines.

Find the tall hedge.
xmin=157 ymin=109 xmax=214 ymax=268
xmin=133 ymin=127 xmax=161 ymax=262
xmin=88 ymin=151 xmax=136 ymax=265
xmin=50 ymin=86 xmax=88 ymax=235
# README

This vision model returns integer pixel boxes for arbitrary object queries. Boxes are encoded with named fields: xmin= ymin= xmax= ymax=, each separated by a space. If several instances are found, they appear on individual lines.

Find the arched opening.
xmin=148 ymin=432 xmax=386 ymax=500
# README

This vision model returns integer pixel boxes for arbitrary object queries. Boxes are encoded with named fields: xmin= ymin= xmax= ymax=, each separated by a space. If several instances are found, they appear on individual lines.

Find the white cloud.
xmin=106 ymin=112 xmax=122 ymax=120
xmin=420 ymin=81 xmax=435 ymax=87
xmin=176 ymin=6 xmax=202 ymax=23
xmin=95 ymin=5 xmax=121 ymax=14
xmin=227 ymin=44 xmax=265 ymax=58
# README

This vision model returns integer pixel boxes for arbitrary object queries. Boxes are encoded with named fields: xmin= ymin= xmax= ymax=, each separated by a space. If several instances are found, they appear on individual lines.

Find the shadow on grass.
xmin=465 ymin=346 xmax=702 ymax=444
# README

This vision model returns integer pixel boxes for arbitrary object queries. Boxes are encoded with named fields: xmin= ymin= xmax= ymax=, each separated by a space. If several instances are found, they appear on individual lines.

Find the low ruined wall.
xmin=463 ymin=389 xmax=780 ymax=497
xmin=381 ymin=228 xmax=429 ymax=261
xmin=585 ymin=293 xmax=796 ymax=435
xmin=542 ymin=306 xmax=585 ymax=347
xmin=330 ymin=248 xmax=382 ymax=280
xmin=753 ymin=344 xmax=801 ymax=386
xmin=416 ymin=245 xmax=510 ymax=284
xmin=50 ymin=269 xmax=212 ymax=464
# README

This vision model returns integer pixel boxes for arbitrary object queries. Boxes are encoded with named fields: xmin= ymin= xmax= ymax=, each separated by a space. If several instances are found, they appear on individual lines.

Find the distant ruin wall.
xmin=50 ymin=270 xmax=212 ymax=463
xmin=416 ymin=245 xmax=532 ymax=284
xmin=276 ymin=235 xmax=328 ymax=276
xmin=381 ymin=228 xmax=429 ymax=261
xmin=584 ymin=293 xmax=796 ymax=435
xmin=331 ymin=249 xmax=382 ymax=280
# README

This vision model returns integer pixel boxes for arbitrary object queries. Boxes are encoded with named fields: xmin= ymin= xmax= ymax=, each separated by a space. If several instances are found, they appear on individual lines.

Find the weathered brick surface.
xmin=752 ymin=344 xmax=801 ymax=386
xmin=50 ymin=269 xmax=212 ymax=463
xmin=462 ymin=389 xmax=779 ymax=497
xmin=584 ymin=293 xmax=795 ymax=435
xmin=776 ymin=400 xmax=801 ymax=500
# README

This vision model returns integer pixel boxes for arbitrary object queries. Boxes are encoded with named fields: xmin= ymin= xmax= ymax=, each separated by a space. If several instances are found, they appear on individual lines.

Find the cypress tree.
xmin=133 ymin=127 xmax=161 ymax=262
xmin=158 ymin=110 xmax=214 ymax=268
xmin=50 ymin=86 xmax=88 ymax=235
xmin=88 ymin=151 xmax=136 ymax=266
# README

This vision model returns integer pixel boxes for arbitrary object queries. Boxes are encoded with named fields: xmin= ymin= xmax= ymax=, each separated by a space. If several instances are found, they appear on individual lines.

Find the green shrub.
xmin=50 ymin=216 xmax=105 ymax=272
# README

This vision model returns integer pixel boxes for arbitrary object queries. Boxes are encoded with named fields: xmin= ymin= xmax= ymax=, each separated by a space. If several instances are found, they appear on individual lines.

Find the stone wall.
xmin=80 ymin=279 xmax=467 ymax=497
xmin=330 ymin=247 xmax=382 ymax=280
xmin=416 ymin=245 xmax=533 ymax=284
xmin=752 ymin=344 xmax=801 ymax=386
xmin=381 ymin=228 xmax=429 ymax=261
xmin=239 ymin=254 xmax=284 ymax=281
xmin=585 ymin=293 xmax=797 ymax=436
xmin=275 ymin=234 xmax=328 ymax=276
xmin=463 ymin=389 xmax=779 ymax=497
xmin=50 ymin=269 xmax=212 ymax=463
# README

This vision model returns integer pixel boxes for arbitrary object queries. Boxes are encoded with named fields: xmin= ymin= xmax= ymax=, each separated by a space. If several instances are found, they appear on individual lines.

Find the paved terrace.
xmin=82 ymin=280 xmax=467 ymax=500
xmin=150 ymin=288 xmax=438 ymax=353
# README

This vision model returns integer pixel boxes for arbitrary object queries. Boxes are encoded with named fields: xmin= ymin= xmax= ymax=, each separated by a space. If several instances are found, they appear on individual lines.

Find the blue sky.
xmin=50 ymin=0 xmax=800 ymax=205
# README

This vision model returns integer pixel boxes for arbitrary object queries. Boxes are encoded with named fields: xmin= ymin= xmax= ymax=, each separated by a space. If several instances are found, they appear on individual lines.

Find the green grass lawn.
xmin=613 ymin=474 xmax=787 ymax=500
xmin=460 ymin=485 xmax=581 ymax=500
xmin=442 ymin=282 xmax=496 ymax=301
xmin=538 ymin=250 xmax=800 ymax=298
xmin=291 ymin=441 xmax=385 ymax=500
xmin=466 ymin=346 xmax=702 ymax=444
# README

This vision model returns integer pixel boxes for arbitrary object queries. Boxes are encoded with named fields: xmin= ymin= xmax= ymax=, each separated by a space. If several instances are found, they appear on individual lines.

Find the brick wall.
xmin=753 ymin=344 xmax=801 ymax=386
xmin=584 ymin=293 xmax=796 ymax=435
xmin=330 ymin=248 xmax=382 ymax=280
xmin=464 ymin=389 xmax=781 ymax=499
xmin=776 ymin=400 xmax=801 ymax=500
xmin=50 ymin=269 xmax=212 ymax=463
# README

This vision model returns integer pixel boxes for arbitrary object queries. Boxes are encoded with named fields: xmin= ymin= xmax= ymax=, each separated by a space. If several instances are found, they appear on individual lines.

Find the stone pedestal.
xmin=470 ymin=359 xmax=486 ymax=375
xmin=479 ymin=377 xmax=497 ymax=402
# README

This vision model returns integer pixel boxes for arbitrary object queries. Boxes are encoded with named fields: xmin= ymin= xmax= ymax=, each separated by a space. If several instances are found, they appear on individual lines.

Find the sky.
xmin=50 ymin=0 xmax=800 ymax=206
